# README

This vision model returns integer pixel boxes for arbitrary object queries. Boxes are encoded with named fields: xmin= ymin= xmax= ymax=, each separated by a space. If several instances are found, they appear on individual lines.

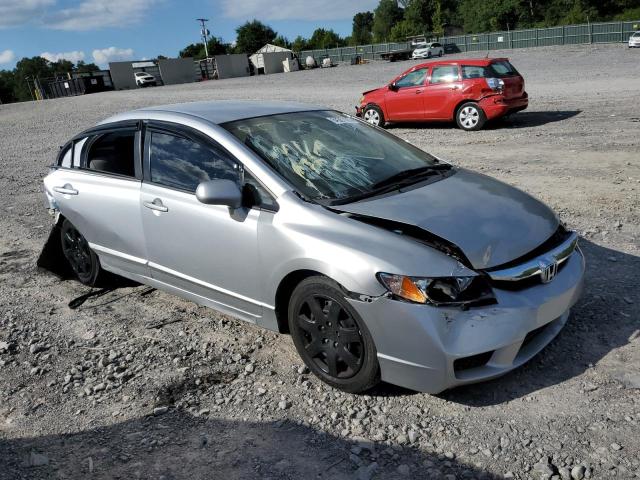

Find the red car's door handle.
xmin=415 ymin=90 xmax=422 ymax=94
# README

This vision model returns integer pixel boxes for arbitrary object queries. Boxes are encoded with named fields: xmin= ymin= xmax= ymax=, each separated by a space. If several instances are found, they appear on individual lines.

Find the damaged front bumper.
xmin=347 ymin=247 xmax=585 ymax=393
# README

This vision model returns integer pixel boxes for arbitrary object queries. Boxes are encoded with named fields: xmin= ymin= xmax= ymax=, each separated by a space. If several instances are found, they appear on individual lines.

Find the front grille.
xmin=454 ymin=351 xmax=494 ymax=373
xmin=490 ymin=259 xmax=569 ymax=291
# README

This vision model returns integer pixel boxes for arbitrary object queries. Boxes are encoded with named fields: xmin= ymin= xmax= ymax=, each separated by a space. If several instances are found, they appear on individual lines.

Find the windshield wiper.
xmin=370 ymin=164 xmax=451 ymax=190
xmin=325 ymin=164 xmax=453 ymax=206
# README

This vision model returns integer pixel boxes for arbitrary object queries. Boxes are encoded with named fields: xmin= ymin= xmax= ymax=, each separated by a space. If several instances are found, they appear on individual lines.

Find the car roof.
xmin=414 ymin=57 xmax=509 ymax=68
xmin=100 ymin=100 xmax=327 ymax=126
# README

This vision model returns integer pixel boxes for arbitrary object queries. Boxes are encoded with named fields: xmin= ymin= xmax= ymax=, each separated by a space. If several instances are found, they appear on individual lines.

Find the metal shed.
xmin=249 ymin=44 xmax=294 ymax=74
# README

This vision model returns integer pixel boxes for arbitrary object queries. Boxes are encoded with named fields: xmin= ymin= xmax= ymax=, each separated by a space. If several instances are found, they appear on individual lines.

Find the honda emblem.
xmin=539 ymin=258 xmax=558 ymax=283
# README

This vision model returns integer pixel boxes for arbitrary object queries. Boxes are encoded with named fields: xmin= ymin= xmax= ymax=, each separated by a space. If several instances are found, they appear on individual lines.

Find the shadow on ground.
xmin=0 ymin=412 xmax=500 ymax=480
xmin=386 ymin=110 xmax=581 ymax=131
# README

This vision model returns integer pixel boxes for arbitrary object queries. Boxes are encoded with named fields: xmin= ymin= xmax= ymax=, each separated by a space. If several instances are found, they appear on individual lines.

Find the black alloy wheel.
xmin=60 ymin=219 xmax=101 ymax=286
xmin=288 ymin=277 xmax=380 ymax=393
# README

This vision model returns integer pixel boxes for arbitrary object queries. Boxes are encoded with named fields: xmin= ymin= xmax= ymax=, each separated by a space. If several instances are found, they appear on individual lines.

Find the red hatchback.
xmin=356 ymin=58 xmax=528 ymax=131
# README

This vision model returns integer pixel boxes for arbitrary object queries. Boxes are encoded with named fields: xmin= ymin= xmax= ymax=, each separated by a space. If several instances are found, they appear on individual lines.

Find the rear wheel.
xmin=456 ymin=102 xmax=487 ymax=131
xmin=362 ymin=105 xmax=385 ymax=127
xmin=288 ymin=277 xmax=380 ymax=393
xmin=60 ymin=219 xmax=101 ymax=286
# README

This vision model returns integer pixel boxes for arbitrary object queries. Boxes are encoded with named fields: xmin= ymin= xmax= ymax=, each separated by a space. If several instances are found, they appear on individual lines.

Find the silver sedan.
xmin=42 ymin=101 xmax=585 ymax=393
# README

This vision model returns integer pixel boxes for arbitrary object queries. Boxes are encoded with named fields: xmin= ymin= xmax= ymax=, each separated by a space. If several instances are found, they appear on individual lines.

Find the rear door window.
xmin=148 ymin=131 xmax=239 ymax=192
xmin=85 ymin=130 xmax=137 ymax=177
xmin=430 ymin=66 xmax=459 ymax=84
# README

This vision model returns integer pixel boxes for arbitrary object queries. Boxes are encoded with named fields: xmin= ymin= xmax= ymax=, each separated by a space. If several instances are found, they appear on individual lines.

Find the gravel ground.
xmin=0 ymin=43 xmax=639 ymax=480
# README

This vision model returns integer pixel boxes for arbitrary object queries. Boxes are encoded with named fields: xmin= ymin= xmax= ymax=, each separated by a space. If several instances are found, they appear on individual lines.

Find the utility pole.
xmin=197 ymin=18 xmax=210 ymax=59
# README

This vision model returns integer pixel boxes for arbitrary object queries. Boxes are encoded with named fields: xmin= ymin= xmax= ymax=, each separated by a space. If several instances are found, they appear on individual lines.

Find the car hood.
xmin=334 ymin=168 xmax=559 ymax=269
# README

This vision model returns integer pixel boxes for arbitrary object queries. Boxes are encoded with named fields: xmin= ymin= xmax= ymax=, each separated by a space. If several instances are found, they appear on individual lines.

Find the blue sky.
xmin=0 ymin=0 xmax=379 ymax=69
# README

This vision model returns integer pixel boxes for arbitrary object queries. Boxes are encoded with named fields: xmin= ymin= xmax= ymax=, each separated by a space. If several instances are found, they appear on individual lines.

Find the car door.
xmin=48 ymin=124 xmax=148 ymax=278
xmin=140 ymin=122 xmax=264 ymax=322
xmin=384 ymin=67 xmax=428 ymax=121
xmin=423 ymin=64 xmax=463 ymax=120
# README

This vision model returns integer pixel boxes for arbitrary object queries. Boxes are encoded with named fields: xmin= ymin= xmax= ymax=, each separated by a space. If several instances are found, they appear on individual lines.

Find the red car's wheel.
xmin=456 ymin=102 xmax=487 ymax=131
xmin=362 ymin=105 xmax=385 ymax=127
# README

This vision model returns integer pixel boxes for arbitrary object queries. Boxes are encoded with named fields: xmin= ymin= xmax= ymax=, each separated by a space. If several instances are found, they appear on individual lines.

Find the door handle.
xmin=415 ymin=89 xmax=422 ymax=94
xmin=450 ymin=85 xmax=460 ymax=90
xmin=53 ymin=184 xmax=78 ymax=195
xmin=143 ymin=198 xmax=168 ymax=213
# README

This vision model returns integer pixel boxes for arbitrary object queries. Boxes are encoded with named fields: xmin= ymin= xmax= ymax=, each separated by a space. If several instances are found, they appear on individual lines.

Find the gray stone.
xmin=397 ymin=464 xmax=411 ymax=475
xmin=27 ymin=451 xmax=49 ymax=467
xmin=610 ymin=443 xmax=622 ymax=451
xmin=278 ymin=400 xmax=291 ymax=410
xmin=558 ymin=467 xmax=571 ymax=479
xmin=29 ymin=344 xmax=45 ymax=354
xmin=244 ymin=363 xmax=255 ymax=373
xmin=570 ymin=465 xmax=585 ymax=480
xmin=153 ymin=406 xmax=169 ymax=415
xmin=408 ymin=430 xmax=419 ymax=443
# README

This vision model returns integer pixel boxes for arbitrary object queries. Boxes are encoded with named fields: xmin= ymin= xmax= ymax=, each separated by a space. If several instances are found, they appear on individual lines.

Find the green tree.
xmin=272 ymin=35 xmax=291 ymax=49
xmin=352 ymin=11 xmax=375 ymax=45
xmin=291 ymin=35 xmax=310 ymax=52
xmin=75 ymin=61 xmax=100 ymax=73
xmin=0 ymin=70 xmax=17 ymax=104
xmin=307 ymin=28 xmax=345 ymax=49
xmin=13 ymin=56 xmax=52 ymax=101
xmin=432 ymin=0 xmax=444 ymax=36
xmin=372 ymin=0 xmax=404 ymax=42
xmin=404 ymin=0 xmax=431 ymax=34
xmin=234 ymin=20 xmax=276 ymax=54
xmin=179 ymin=37 xmax=230 ymax=60
xmin=389 ymin=20 xmax=422 ymax=40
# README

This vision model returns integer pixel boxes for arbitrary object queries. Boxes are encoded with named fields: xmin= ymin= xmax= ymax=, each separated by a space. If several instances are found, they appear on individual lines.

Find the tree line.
xmin=1 ymin=0 xmax=639 ymax=103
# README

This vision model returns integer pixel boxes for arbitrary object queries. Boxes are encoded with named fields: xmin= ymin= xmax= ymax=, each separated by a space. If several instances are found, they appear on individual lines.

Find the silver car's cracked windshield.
xmin=223 ymin=110 xmax=450 ymax=203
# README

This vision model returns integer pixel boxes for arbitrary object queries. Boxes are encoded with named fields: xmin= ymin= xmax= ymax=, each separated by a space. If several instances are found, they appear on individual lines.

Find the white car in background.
xmin=412 ymin=42 xmax=444 ymax=59
xmin=629 ymin=31 xmax=640 ymax=48
xmin=134 ymin=71 xmax=156 ymax=87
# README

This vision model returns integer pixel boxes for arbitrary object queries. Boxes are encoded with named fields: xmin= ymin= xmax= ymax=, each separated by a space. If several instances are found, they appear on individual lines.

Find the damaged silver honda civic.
xmin=42 ymin=101 xmax=584 ymax=394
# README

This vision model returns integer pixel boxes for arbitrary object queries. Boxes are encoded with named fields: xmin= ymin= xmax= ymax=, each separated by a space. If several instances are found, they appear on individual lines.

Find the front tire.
xmin=60 ymin=219 xmax=101 ymax=286
xmin=362 ymin=105 xmax=385 ymax=127
xmin=456 ymin=102 xmax=487 ymax=131
xmin=288 ymin=277 xmax=380 ymax=393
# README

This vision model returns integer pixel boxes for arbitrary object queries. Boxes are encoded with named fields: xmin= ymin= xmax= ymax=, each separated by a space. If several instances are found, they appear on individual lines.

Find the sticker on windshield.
xmin=326 ymin=116 xmax=360 ymax=125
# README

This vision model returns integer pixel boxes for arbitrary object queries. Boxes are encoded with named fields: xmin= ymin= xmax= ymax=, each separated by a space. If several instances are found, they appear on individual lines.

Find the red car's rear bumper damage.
xmin=480 ymin=92 xmax=529 ymax=120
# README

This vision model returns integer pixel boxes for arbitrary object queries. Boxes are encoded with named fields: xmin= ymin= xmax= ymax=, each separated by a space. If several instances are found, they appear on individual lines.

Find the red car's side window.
xmin=395 ymin=68 xmax=428 ymax=88
xmin=429 ymin=66 xmax=460 ymax=84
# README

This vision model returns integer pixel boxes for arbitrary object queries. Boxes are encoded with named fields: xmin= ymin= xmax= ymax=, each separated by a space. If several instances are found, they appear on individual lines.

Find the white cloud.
xmin=40 ymin=50 xmax=85 ymax=63
xmin=0 ymin=49 xmax=15 ymax=64
xmin=221 ymin=0 xmax=379 ymax=20
xmin=92 ymin=46 xmax=134 ymax=67
xmin=46 ymin=0 xmax=156 ymax=30
xmin=0 ymin=0 xmax=54 ymax=28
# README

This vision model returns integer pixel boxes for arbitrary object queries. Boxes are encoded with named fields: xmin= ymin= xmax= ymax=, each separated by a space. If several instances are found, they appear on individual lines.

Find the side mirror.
xmin=196 ymin=179 xmax=242 ymax=209
xmin=388 ymin=82 xmax=398 ymax=92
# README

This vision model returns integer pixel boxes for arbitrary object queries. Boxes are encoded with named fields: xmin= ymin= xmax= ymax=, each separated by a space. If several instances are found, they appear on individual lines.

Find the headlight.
xmin=359 ymin=95 xmax=365 ymax=104
xmin=486 ymin=78 xmax=505 ymax=92
xmin=377 ymin=273 xmax=496 ymax=307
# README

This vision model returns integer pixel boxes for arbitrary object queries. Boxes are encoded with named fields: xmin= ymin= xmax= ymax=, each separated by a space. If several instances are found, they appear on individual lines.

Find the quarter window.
xmin=59 ymin=145 xmax=72 ymax=167
xmin=149 ymin=131 xmax=238 ymax=192
xmin=395 ymin=68 xmax=428 ymax=88
xmin=86 ymin=131 xmax=136 ymax=177
xmin=430 ymin=66 xmax=459 ymax=84
xmin=462 ymin=65 xmax=489 ymax=79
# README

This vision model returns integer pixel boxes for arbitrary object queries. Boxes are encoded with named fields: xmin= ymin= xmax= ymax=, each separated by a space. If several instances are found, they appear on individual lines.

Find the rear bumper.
xmin=348 ymin=247 xmax=585 ymax=394
xmin=480 ymin=92 xmax=528 ymax=120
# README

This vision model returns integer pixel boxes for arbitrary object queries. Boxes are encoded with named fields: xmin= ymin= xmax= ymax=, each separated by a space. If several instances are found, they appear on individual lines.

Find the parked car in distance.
xmin=629 ymin=31 xmax=640 ymax=47
xmin=134 ymin=71 xmax=156 ymax=87
xmin=43 ymin=101 xmax=584 ymax=394
xmin=412 ymin=42 xmax=444 ymax=59
xmin=356 ymin=58 xmax=528 ymax=131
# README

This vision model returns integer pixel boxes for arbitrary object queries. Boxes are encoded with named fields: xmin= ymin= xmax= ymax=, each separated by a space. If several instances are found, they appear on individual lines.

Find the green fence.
xmin=440 ymin=20 xmax=639 ymax=53
xmin=299 ymin=20 xmax=640 ymax=63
